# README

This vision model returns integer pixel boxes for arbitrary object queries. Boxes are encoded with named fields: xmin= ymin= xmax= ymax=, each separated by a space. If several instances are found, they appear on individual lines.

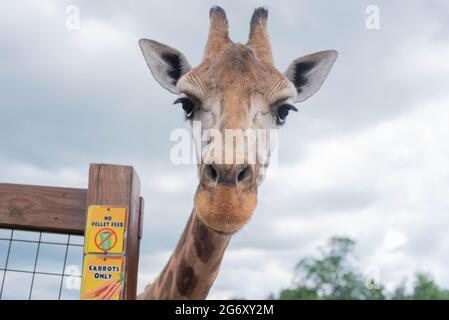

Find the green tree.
xmin=392 ymin=273 xmax=449 ymax=300
xmin=272 ymin=236 xmax=449 ymax=300
xmin=278 ymin=237 xmax=385 ymax=300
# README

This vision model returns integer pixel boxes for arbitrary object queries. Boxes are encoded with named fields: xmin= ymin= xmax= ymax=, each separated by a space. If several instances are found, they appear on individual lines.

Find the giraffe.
xmin=137 ymin=6 xmax=337 ymax=299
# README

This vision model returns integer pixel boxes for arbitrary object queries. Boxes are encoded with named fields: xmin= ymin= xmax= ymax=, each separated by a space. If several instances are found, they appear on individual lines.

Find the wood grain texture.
xmin=86 ymin=163 xmax=142 ymax=300
xmin=0 ymin=183 xmax=87 ymax=235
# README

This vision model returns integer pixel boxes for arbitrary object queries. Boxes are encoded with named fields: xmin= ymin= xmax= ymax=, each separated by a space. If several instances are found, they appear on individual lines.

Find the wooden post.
xmin=86 ymin=163 xmax=143 ymax=300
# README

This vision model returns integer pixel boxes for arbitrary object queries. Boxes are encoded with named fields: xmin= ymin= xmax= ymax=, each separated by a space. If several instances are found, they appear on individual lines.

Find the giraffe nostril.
xmin=205 ymin=164 xmax=218 ymax=183
xmin=237 ymin=166 xmax=252 ymax=184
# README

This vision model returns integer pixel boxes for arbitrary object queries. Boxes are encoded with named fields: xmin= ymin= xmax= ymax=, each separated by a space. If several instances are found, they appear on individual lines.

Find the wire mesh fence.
xmin=0 ymin=228 xmax=84 ymax=300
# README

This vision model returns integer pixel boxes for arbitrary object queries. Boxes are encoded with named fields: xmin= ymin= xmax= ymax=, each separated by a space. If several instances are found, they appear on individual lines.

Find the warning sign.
xmin=95 ymin=228 xmax=117 ymax=251
xmin=84 ymin=206 xmax=127 ymax=254
xmin=80 ymin=255 xmax=125 ymax=300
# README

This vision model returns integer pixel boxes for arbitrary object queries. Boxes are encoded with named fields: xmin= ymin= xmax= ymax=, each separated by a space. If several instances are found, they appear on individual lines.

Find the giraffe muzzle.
xmin=194 ymin=163 xmax=258 ymax=234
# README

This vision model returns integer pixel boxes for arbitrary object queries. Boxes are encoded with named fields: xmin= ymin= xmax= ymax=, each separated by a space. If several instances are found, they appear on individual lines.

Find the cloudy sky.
xmin=1 ymin=0 xmax=449 ymax=299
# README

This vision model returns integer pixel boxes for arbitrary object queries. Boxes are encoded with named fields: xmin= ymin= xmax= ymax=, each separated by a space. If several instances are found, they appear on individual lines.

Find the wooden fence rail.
xmin=0 ymin=184 xmax=87 ymax=235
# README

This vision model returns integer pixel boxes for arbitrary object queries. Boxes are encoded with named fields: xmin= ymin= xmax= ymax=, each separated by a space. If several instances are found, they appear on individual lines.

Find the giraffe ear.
xmin=285 ymin=50 xmax=338 ymax=103
xmin=139 ymin=39 xmax=192 ymax=94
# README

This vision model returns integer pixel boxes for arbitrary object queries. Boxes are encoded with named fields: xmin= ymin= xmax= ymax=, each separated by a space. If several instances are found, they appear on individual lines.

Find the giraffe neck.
xmin=138 ymin=210 xmax=232 ymax=299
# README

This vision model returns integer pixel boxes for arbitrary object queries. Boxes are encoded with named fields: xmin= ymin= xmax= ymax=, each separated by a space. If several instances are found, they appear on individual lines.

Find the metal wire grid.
xmin=0 ymin=228 xmax=84 ymax=300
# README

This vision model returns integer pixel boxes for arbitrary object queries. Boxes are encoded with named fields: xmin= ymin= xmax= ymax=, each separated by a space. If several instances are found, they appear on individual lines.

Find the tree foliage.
xmin=392 ymin=273 xmax=449 ymax=300
xmin=275 ymin=237 xmax=448 ymax=300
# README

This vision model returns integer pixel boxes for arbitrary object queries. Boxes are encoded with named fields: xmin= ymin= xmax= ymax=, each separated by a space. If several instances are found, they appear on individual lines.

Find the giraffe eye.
xmin=275 ymin=103 xmax=298 ymax=125
xmin=173 ymin=97 xmax=198 ymax=119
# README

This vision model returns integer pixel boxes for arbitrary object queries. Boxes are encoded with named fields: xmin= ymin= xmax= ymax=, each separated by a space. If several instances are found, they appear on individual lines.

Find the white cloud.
xmin=383 ymin=228 xmax=407 ymax=251
xmin=74 ymin=19 xmax=133 ymax=54
xmin=148 ymin=171 xmax=194 ymax=194
xmin=0 ymin=161 xmax=86 ymax=188
xmin=211 ymin=248 xmax=293 ymax=299
xmin=269 ymin=96 xmax=449 ymax=212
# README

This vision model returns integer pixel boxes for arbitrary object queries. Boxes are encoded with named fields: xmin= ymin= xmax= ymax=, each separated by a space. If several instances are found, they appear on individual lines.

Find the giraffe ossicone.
xmin=138 ymin=6 xmax=337 ymax=299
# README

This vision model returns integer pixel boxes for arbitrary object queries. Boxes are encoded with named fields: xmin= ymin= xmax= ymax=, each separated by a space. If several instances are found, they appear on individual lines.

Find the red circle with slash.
xmin=94 ymin=228 xmax=117 ymax=252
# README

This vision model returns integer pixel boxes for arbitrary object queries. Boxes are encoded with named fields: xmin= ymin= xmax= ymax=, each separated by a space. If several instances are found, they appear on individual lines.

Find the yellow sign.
xmin=80 ymin=255 xmax=125 ymax=300
xmin=84 ymin=206 xmax=127 ymax=254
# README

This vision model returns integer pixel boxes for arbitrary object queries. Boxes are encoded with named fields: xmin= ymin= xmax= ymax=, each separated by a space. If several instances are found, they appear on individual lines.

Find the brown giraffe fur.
xmin=138 ymin=6 xmax=337 ymax=299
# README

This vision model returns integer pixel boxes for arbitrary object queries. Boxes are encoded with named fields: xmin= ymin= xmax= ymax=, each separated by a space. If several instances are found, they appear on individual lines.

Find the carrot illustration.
xmin=101 ymin=273 xmax=125 ymax=300
xmin=97 ymin=280 xmax=119 ymax=300
xmin=82 ymin=279 xmax=116 ymax=299
xmin=107 ymin=283 xmax=123 ymax=300
xmin=83 ymin=273 xmax=125 ymax=300
xmin=102 ymin=282 xmax=123 ymax=300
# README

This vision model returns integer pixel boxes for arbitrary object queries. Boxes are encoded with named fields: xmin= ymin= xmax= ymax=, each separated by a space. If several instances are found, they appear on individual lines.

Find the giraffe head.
xmin=139 ymin=7 xmax=337 ymax=234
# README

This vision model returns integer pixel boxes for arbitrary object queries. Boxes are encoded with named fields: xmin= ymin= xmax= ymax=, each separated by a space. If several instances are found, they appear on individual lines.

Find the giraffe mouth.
xmin=193 ymin=183 xmax=257 ymax=234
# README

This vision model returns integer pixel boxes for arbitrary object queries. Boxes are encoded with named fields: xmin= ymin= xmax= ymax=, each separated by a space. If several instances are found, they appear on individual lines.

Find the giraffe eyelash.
xmin=173 ymin=97 xmax=198 ymax=120
xmin=274 ymin=103 xmax=298 ymax=125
